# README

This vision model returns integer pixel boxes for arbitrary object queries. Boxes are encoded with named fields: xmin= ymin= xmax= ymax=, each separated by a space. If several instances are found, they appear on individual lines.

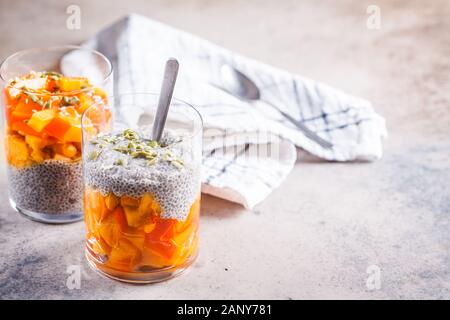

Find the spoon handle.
xmin=152 ymin=58 xmax=179 ymax=141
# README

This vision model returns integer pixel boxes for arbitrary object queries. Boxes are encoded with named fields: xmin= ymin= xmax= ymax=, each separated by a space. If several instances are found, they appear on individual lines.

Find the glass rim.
xmin=81 ymin=92 xmax=204 ymax=143
xmin=0 ymin=45 xmax=113 ymax=96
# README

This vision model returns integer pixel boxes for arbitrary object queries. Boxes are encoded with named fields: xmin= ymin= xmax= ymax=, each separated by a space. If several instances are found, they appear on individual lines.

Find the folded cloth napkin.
xmin=82 ymin=14 xmax=387 ymax=208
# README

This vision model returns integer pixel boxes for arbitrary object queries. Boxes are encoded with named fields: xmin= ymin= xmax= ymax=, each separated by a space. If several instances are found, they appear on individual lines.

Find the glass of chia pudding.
xmin=82 ymin=93 xmax=203 ymax=283
xmin=0 ymin=46 xmax=113 ymax=223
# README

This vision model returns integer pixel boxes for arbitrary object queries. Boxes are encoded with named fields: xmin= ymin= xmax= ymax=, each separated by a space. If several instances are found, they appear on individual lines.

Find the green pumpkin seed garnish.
xmin=131 ymin=150 xmax=157 ymax=160
xmin=127 ymin=141 xmax=137 ymax=150
xmin=62 ymin=96 xmax=70 ymax=106
xmin=25 ymin=92 xmax=39 ymax=103
xmin=148 ymin=140 xmax=159 ymax=148
xmin=115 ymin=158 xmax=127 ymax=166
xmin=146 ymin=158 xmax=158 ymax=166
xmin=88 ymin=150 xmax=101 ymax=161
xmin=43 ymin=71 xmax=63 ymax=78
xmin=171 ymin=159 xmax=184 ymax=169
xmin=90 ymin=130 xmax=185 ymax=169
xmin=122 ymin=129 xmax=139 ymax=140
xmin=69 ymin=96 xmax=80 ymax=104
xmin=113 ymin=146 xmax=130 ymax=154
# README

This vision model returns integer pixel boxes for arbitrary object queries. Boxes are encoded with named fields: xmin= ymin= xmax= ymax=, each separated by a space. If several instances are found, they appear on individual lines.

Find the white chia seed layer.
xmin=7 ymin=160 xmax=83 ymax=215
xmin=84 ymin=130 xmax=200 ymax=221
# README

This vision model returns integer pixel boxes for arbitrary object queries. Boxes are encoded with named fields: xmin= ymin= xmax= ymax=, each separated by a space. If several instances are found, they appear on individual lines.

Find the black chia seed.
xmin=7 ymin=160 xmax=83 ymax=215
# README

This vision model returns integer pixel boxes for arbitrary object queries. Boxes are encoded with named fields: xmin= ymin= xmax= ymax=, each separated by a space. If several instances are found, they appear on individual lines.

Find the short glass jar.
xmin=82 ymin=93 xmax=202 ymax=283
xmin=0 ymin=46 xmax=113 ymax=223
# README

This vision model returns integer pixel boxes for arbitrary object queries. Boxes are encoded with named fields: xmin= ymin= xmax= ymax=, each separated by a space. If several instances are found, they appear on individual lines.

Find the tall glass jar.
xmin=82 ymin=93 xmax=202 ymax=283
xmin=0 ymin=46 xmax=113 ymax=223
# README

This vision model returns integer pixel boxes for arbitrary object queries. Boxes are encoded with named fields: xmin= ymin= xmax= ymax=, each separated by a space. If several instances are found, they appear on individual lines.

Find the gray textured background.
xmin=0 ymin=0 xmax=449 ymax=299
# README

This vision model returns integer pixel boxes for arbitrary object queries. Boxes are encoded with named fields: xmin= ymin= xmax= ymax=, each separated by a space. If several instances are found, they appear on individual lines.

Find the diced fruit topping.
xmin=54 ymin=143 xmax=78 ymax=158
xmin=84 ymin=187 xmax=200 ymax=273
xmin=108 ymin=238 xmax=142 ymax=268
xmin=6 ymin=134 xmax=31 ymax=168
xmin=27 ymin=109 xmax=57 ymax=132
xmin=3 ymin=71 xmax=108 ymax=167
xmin=105 ymin=193 xmax=119 ymax=211
xmin=59 ymin=77 xmax=89 ymax=92
xmin=11 ymin=121 xmax=40 ymax=137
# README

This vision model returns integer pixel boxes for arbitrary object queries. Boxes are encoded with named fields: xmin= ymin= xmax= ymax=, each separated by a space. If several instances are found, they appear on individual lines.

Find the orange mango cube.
xmin=108 ymin=238 xmax=141 ymax=268
xmin=84 ymin=188 xmax=200 ymax=275
xmin=11 ymin=98 xmax=40 ymax=119
xmin=11 ymin=121 xmax=40 ymax=137
xmin=59 ymin=77 xmax=89 ymax=92
xmin=62 ymin=125 xmax=82 ymax=142
xmin=27 ymin=109 xmax=56 ymax=132
xmin=6 ymin=135 xmax=30 ymax=168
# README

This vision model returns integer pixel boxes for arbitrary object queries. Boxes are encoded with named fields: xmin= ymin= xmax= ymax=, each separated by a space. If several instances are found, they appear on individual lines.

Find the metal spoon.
xmin=220 ymin=64 xmax=333 ymax=149
xmin=152 ymin=58 xmax=179 ymax=142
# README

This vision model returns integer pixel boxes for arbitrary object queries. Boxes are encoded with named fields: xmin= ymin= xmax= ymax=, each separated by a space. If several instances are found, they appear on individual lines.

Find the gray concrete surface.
xmin=0 ymin=0 xmax=449 ymax=299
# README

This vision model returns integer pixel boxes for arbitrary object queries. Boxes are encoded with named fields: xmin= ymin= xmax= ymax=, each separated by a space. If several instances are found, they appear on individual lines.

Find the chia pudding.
xmin=84 ymin=128 xmax=201 ymax=221
xmin=83 ymin=127 xmax=201 ymax=280
xmin=7 ymin=160 xmax=83 ymax=214
xmin=2 ymin=70 xmax=108 ymax=221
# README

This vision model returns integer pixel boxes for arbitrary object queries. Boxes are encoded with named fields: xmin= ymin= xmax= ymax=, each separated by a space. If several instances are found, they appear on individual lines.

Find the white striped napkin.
xmin=82 ymin=14 xmax=387 ymax=208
